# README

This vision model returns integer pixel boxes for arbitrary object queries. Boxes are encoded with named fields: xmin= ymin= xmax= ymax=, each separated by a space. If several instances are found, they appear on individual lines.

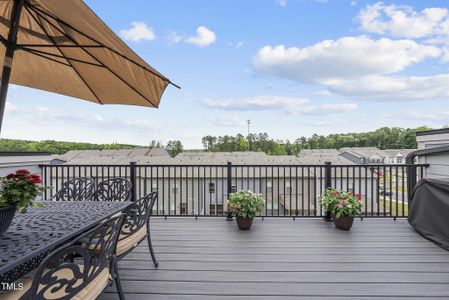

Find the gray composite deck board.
xmin=99 ymin=218 xmax=449 ymax=300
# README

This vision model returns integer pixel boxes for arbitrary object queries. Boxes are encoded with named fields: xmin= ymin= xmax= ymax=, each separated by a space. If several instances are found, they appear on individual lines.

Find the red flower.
xmin=29 ymin=174 xmax=42 ymax=184
xmin=5 ymin=173 xmax=16 ymax=179
xmin=356 ymin=194 xmax=362 ymax=201
xmin=16 ymin=169 xmax=30 ymax=175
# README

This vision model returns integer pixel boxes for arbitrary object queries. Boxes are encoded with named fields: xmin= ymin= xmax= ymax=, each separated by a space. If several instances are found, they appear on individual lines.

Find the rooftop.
xmin=99 ymin=217 xmax=449 ymax=300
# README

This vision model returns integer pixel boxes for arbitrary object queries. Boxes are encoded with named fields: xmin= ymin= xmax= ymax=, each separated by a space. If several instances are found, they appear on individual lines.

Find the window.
xmin=209 ymin=182 xmax=215 ymax=194
xmin=285 ymin=181 xmax=292 ymax=193
xmin=389 ymin=158 xmax=394 ymax=164
xmin=396 ymin=157 xmax=403 ymax=164
xmin=172 ymin=184 xmax=178 ymax=194
xmin=348 ymin=182 xmax=354 ymax=193
xmin=151 ymin=182 xmax=158 ymax=192
xmin=180 ymin=203 xmax=187 ymax=215
xmin=230 ymin=185 xmax=237 ymax=193
xmin=266 ymin=181 xmax=272 ymax=193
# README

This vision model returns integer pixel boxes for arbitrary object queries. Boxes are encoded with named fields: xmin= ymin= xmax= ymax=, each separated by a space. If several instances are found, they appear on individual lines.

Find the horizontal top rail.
xmin=40 ymin=163 xmax=430 ymax=168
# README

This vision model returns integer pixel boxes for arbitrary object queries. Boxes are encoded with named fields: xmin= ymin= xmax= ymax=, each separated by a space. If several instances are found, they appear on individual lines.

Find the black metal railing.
xmin=40 ymin=162 xmax=428 ymax=218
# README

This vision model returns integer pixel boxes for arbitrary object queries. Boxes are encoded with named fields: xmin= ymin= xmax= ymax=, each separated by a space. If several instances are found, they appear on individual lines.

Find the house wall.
xmin=420 ymin=153 xmax=449 ymax=180
xmin=416 ymin=130 xmax=449 ymax=179
xmin=134 ymin=177 xmax=317 ymax=216
xmin=416 ymin=131 xmax=449 ymax=150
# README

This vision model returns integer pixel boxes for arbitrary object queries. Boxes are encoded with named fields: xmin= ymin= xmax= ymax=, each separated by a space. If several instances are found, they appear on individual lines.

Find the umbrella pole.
xmin=0 ymin=0 xmax=25 ymax=134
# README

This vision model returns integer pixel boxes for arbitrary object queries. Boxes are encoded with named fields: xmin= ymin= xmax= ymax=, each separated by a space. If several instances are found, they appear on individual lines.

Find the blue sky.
xmin=3 ymin=0 xmax=449 ymax=148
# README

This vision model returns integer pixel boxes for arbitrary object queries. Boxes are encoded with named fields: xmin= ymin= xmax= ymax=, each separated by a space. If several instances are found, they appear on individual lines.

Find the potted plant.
xmin=0 ymin=169 xmax=45 ymax=234
xmin=227 ymin=190 xmax=264 ymax=230
xmin=319 ymin=188 xmax=362 ymax=231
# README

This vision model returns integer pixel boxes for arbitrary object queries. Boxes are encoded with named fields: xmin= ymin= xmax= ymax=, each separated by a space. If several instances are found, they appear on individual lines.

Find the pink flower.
xmin=337 ymin=203 xmax=343 ymax=209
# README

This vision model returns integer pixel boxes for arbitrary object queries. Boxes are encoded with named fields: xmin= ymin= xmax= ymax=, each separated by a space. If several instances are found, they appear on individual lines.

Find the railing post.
xmin=226 ymin=162 xmax=233 ymax=221
xmin=407 ymin=164 xmax=417 ymax=206
xmin=323 ymin=161 xmax=333 ymax=222
xmin=130 ymin=161 xmax=137 ymax=202
xmin=38 ymin=164 xmax=47 ymax=200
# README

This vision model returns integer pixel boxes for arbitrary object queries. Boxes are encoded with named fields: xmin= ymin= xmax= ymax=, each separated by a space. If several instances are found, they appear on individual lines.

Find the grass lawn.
xmin=379 ymin=197 xmax=409 ymax=217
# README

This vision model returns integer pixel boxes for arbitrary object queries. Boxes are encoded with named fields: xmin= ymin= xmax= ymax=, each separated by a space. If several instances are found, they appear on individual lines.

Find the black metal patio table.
xmin=0 ymin=201 xmax=132 ymax=287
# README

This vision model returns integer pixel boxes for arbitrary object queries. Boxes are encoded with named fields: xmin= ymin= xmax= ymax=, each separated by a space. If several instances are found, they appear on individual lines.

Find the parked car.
xmin=379 ymin=188 xmax=392 ymax=196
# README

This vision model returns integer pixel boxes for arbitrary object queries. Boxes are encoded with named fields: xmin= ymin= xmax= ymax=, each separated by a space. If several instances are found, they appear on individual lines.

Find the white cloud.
xmin=275 ymin=0 xmax=287 ymax=7
xmin=404 ymin=110 xmax=449 ymax=121
xmin=120 ymin=22 xmax=156 ymax=42
xmin=7 ymin=104 xmax=160 ymax=132
xmin=167 ymin=30 xmax=183 ymax=44
xmin=252 ymin=36 xmax=440 ymax=83
xmin=228 ymin=41 xmax=245 ymax=49
xmin=198 ymin=96 xmax=310 ymax=114
xmin=325 ymin=74 xmax=449 ymax=101
xmin=208 ymin=115 xmax=246 ymax=127
xmin=167 ymin=26 xmax=216 ymax=47
xmin=251 ymin=35 xmax=449 ymax=101
xmin=185 ymin=26 xmax=216 ymax=47
xmin=198 ymin=96 xmax=357 ymax=115
xmin=320 ymin=103 xmax=358 ymax=112
xmin=358 ymin=2 xmax=449 ymax=39
xmin=314 ymin=90 xmax=334 ymax=96
xmin=5 ymin=102 xmax=18 ymax=113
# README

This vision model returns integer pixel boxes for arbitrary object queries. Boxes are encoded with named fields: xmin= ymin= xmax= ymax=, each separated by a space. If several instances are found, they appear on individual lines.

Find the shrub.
xmin=227 ymin=190 xmax=264 ymax=218
xmin=319 ymin=188 xmax=362 ymax=218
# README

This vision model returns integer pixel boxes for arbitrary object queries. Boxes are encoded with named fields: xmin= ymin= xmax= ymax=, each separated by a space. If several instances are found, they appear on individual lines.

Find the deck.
xmin=100 ymin=218 xmax=449 ymax=299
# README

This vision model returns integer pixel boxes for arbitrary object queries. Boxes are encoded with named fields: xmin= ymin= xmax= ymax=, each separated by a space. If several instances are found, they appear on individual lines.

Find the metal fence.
xmin=40 ymin=162 xmax=427 ymax=218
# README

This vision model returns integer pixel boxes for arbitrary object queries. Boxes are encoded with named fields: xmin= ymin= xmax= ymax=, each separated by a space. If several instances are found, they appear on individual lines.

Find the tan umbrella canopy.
xmin=0 ymin=0 xmax=179 ymax=131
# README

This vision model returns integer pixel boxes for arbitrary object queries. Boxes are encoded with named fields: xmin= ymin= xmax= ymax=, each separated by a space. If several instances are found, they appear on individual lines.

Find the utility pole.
xmin=247 ymin=119 xmax=251 ymax=152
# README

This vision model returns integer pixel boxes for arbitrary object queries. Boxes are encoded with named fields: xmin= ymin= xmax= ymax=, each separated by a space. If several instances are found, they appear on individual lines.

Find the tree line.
xmin=0 ymin=126 xmax=439 ymax=157
xmin=0 ymin=138 xmax=184 ymax=157
xmin=201 ymin=126 xmax=434 ymax=155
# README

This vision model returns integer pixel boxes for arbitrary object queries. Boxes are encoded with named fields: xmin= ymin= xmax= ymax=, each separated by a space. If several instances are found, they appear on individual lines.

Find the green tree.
xmin=166 ymin=140 xmax=183 ymax=157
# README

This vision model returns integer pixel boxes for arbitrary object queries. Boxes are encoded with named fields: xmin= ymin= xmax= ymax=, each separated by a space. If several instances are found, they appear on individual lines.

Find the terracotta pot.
xmin=0 ymin=205 xmax=16 ymax=234
xmin=236 ymin=216 xmax=253 ymax=230
xmin=333 ymin=215 xmax=354 ymax=231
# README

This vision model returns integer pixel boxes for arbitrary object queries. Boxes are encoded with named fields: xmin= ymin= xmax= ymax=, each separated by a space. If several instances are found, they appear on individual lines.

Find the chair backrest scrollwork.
xmin=119 ymin=192 xmax=157 ymax=242
xmin=24 ymin=215 xmax=124 ymax=300
xmin=92 ymin=178 xmax=132 ymax=202
xmin=52 ymin=178 xmax=95 ymax=201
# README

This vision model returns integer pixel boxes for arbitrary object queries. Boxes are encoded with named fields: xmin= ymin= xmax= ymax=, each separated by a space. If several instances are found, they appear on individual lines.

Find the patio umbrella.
xmin=0 ymin=0 xmax=179 ymax=132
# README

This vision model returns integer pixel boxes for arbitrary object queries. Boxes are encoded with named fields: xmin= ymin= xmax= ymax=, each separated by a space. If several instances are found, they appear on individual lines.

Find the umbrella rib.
xmin=17 ymin=44 xmax=103 ymax=48
xmin=0 ymin=15 xmax=69 ymax=44
xmin=25 ymin=5 xmax=103 ymax=104
xmin=20 ymin=47 xmax=104 ymax=68
xmin=27 ymin=4 xmax=159 ymax=108
xmin=20 ymin=47 xmax=71 ymax=67
xmin=27 ymin=3 xmax=180 ymax=89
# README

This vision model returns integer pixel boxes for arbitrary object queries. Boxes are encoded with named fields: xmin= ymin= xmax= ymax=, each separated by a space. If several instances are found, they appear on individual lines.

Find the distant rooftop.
xmin=0 ymin=152 xmax=57 ymax=167
xmin=0 ymin=152 xmax=52 ymax=156
xmin=55 ymin=147 xmax=417 ymax=166
xmin=416 ymin=128 xmax=449 ymax=136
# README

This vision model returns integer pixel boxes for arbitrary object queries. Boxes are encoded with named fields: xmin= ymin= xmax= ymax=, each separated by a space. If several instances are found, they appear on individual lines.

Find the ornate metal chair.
xmin=116 ymin=191 xmax=158 ymax=267
xmin=51 ymin=177 xmax=95 ymax=201
xmin=92 ymin=178 xmax=132 ymax=202
xmin=3 ymin=214 xmax=126 ymax=300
